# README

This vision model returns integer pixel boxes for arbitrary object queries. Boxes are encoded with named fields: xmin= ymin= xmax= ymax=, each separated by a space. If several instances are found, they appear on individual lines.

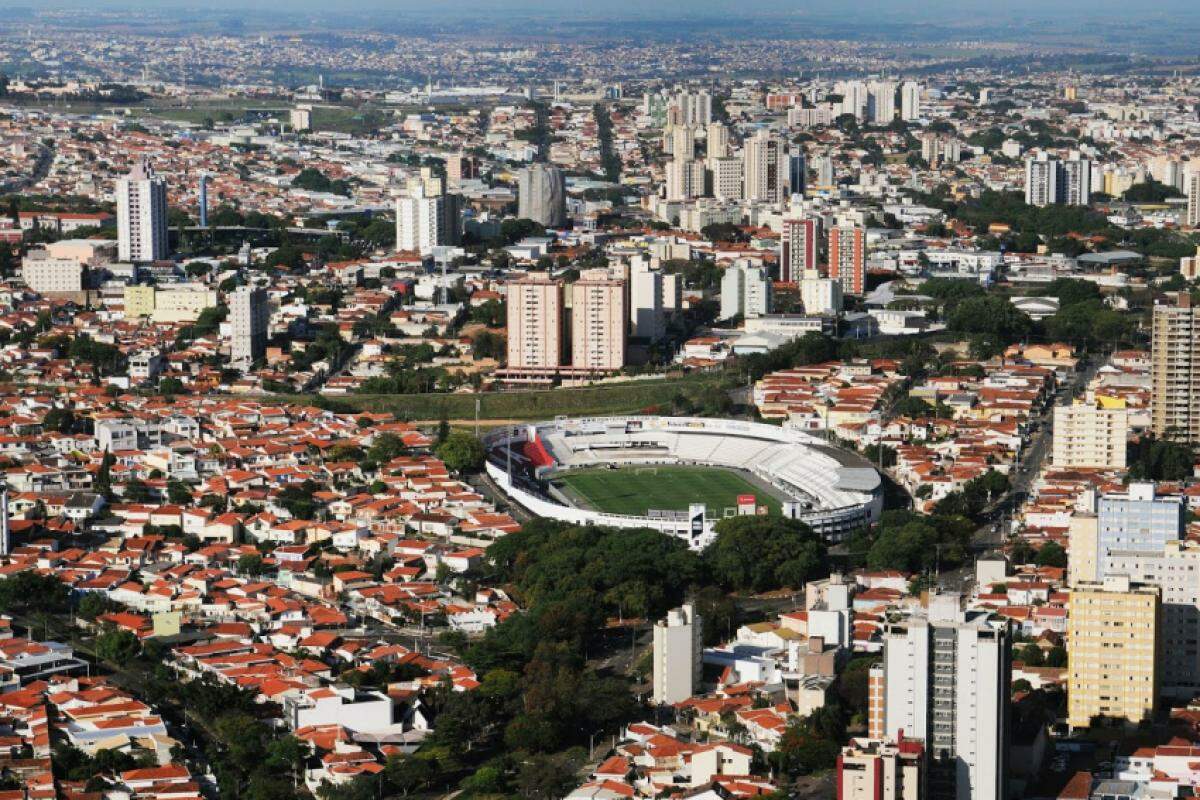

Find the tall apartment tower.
xmin=116 ymin=161 xmax=169 ymax=263
xmin=629 ymin=260 xmax=666 ymax=342
xmin=394 ymin=168 xmax=461 ymax=256
xmin=1051 ymin=394 xmax=1128 ymax=469
xmin=652 ymin=604 xmax=702 ymax=705
xmin=1188 ymin=171 xmax=1200 ymax=228
xmin=230 ymin=286 xmax=269 ymax=368
xmin=506 ymin=274 xmax=564 ymax=371
xmin=1024 ymin=153 xmax=1060 ymax=207
xmin=1062 ymin=158 xmax=1093 ymax=205
xmin=706 ymin=122 xmax=730 ymax=161
xmin=1151 ymin=293 xmax=1200 ymax=442
xmin=780 ymin=216 xmax=820 ymax=284
xmin=829 ymin=225 xmax=866 ymax=295
xmin=743 ymin=129 xmax=785 ymax=204
xmin=867 ymin=81 xmax=896 ymax=125
xmin=880 ymin=594 xmax=1011 ymax=800
xmin=1067 ymin=576 xmax=1160 ymax=729
xmin=517 ymin=164 xmax=567 ymax=228
xmin=720 ymin=262 xmax=772 ymax=320
xmin=571 ymin=269 xmax=627 ymax=372
xmin=900 ymin=81 xmax=921 ymax=122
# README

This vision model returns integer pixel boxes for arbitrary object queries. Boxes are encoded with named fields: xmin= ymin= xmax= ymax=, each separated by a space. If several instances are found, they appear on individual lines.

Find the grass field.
xmin=554 ymin=466 xmax=781 ymax=517
xmin=274 ymin=372 xmax=726 ymax=421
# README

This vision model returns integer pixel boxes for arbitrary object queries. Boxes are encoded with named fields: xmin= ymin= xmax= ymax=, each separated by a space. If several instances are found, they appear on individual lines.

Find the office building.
xmin=814 ymin=155 xmax=836 ymax=188
xmin=629 ymin=260 xmax=666 ymax=341
xmin=900 ymin=81 xmax=921 ymax=122
xmin=838 ymin=737 xmax=925 ymax=800
xmin=743 ymin=129 xmax=785 ymax=204
xmin=720 ymin=262 xmax=772 ymax=320
xmin=868 ymin=81 xmax=896 ymax=125
xmin=1067 ymin=576 xmax=1160 ymax=728
xmin=444 ymin=153 xmax=478 ymax=186
xmin=230 ymin=286 xmax=269 ymax=368
xmin=1188 ymin=172 xmax=1200 ymax=228
xmin=1096 ymin=482 xmax=1184 ymax=568
xmin=116 ymin=161 xmax=169 ymax=263
xmin=506 ymin=274 xmax=564 ymax=371
xmin=571 ymin=269 xmax=626 ymax=372
xmin=879 ymin=593 xmax=1010 ymax=800
xmin=1104 ymin=540 xmax=1200 ymax=698
xmin=829 ymin=225 xmax=866 ymax=295
xmin=1151 ymin=293 xmax=1200 ymax=441
xmin=394 ymin=168 xmax=461 ymax=256
xmin=780 ymin=216 xmax=820 ymax=283
xmin=652 ymin=604 xmax=702 ymax=705
xmin=20 ymin=251 xmax=86 ymax=295
xmin=517 ymin=163 xmax=567 ymax=228
xmin=1051 ymin=394 xmax=1128 ymax=469
xmin=788 ymin=152 xmax=807 ymax=197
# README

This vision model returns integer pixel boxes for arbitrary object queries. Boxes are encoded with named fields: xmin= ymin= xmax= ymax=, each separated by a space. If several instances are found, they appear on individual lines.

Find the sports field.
xmin=553 ymin=466 xmax=781 ymax=517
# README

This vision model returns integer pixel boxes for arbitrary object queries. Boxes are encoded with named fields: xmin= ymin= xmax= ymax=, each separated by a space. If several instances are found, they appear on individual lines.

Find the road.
xmin=940 ymin=353 xmax=1105 ymax=591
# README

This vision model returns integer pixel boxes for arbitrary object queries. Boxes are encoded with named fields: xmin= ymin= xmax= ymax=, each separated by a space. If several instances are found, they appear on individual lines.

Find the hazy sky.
xmin=25 ymin=0 xmax=1200 ymax=16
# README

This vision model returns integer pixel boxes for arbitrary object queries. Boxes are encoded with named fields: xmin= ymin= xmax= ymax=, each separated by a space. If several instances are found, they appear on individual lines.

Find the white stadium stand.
xmin=483 ymin=416 xmax=883 ymax=550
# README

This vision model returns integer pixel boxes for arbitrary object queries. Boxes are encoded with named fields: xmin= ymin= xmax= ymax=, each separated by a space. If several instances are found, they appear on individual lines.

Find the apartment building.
xmin=230 ymin=286 xmax=269 ymax=367
xmin=116 ymin=161 xmax=169 ymax=263
xmin=20 ymin=250 xmax=86 ymax=295
xmin=879 ymin=594 xmax=1010 ymax=800
xmin=720 ymin=262 xmax=772 ymax=320
xmin=505 ymin=274 xmax=564 ymax=371
xmin=1067 ymin=576 xmax=1161 ymax=728
xmin=653 ymin=604 xmax=702 ymax=705
xmin=1188 ymin=171 xmax=1200 ymax=228
xmin=780 ymin=215 xmax=820 ymax=284
xmin=517 ymin=163 xmax=567 ymax=228
xmin=1051 ymin=394 xmax=1128 ymax=469
xmin=1105 ymin=540 xmax=1200 ymax=698
xmin=395 ymin=168 xmax=461 ymax=256
xmin=838 ymin=737 xmax=925 ymax=800
xmin=829 ymin=225 xmax=866 ymax=296
xmin=124 ymin=284 xmax=219 ymax=323
xmin=571 ymin=268 xmax=626 ymax=372
xmin=1097 ymin=483 xmax=1184 ymax=569
xmin=1151 ymin=293 xmax=1200 ymax=442
xmin=743 ymin=129 xmax=785 ymax=204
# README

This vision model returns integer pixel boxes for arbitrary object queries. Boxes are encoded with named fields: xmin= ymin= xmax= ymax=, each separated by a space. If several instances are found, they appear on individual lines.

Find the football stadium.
xmin=483 ymin=416 xmax=882 ymax=549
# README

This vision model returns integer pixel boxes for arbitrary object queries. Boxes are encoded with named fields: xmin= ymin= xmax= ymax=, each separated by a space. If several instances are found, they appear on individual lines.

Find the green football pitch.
xmin=552 ymin=466 xmax=782 ymax=517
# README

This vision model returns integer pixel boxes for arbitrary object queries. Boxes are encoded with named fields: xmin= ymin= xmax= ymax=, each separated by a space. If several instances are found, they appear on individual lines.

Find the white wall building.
xmin=653 ymin=604 xmax=702 ymax=705
xmin=116 ymin=161 xmax=169 ymax=263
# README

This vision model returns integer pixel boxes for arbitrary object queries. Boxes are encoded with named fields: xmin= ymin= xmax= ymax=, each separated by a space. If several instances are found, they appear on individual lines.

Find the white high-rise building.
xmin=900 ymin=81 xmax=921 ymax=122
xmin=1052 ymin=394 xmax=1127 ymax=469
xmin=1024 ymin=152 xmax=1060 ymax=207
xmin=517 ymin=163 xmax=567 ymax=228
xmin=836 ymin=80 xmax=869 ymax=120
xmin=629 ymin=260 xmax=666 ymax=342
xmin=229 ymin=286 xmax=269 ymax=368
xmin=672 ymin=91 xmax=712 ymax=126
xmin=868 ymin=81 xmax=896 ymax=125
xmin=709 ymin=157 xmax=744 ymax=201
xmin=666 ymin=159 xmax=706 ymax=202
xmin=116 ymin=161 xmax=169 ymax=263
xmin=652 ymin=604 xmax=702 ymax=705
xmin=394 ymin=168 xmax=461 ymax=256
xmin=1188 ymin=171 xmax=1200 ymax=228
xmin=799 ymin=270 xmax=843 ymax=315
xmin=880 ymin=594 xmax=1010 ymax=800
xmin=743 ymin=129 xmax=785 ymax=204
xmin=706 ymin=122 xmax=730 ymax=161
xmin=1062 ymin=158 xmax=1093 ymax=205
xmin=780 ymin=216 xmax=820 ymax=283
xmin=720 ymin=261 xmax=772 ymax=320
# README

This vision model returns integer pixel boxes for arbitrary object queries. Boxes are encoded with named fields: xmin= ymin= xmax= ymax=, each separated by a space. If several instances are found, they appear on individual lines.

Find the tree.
xmin=95 ymin=626 xmax=140 ymax=665
xmin=705 ymin=516 xmax=827 ymax=593
xmin=436 ymin=432 xmax=485 ymax=474
xmin=166 ymin=480 xmax=193 ymax=506
xmin=1035 ymin=541 xmax=1067 ymax=568
xmin=238 ymin=553 xmax=265 ymax=576
xmin=1045 ymin=645 xmax=1068 ymax=667
xmin=1018 ymin=643 xmax=1044 ymax=667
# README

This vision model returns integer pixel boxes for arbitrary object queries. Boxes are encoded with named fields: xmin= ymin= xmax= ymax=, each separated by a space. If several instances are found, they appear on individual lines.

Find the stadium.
xmin=483 ymin=416 xmax=883 ymax=550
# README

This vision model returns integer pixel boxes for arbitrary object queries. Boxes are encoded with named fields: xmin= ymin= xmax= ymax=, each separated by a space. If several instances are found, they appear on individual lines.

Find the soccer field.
xmin=553 ymin=466 xmax=782 ymax=517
